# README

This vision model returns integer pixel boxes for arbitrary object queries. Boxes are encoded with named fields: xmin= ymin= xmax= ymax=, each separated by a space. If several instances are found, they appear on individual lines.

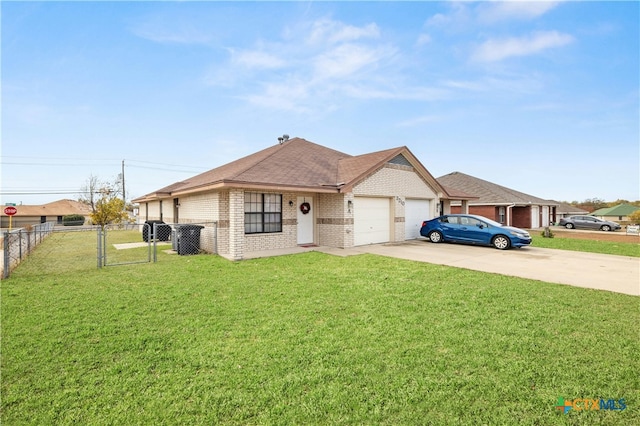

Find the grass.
xmin=2 ymin=232 xmax=639 ymax=424
xmin=530 ymin=234 xmax=640 ymax=257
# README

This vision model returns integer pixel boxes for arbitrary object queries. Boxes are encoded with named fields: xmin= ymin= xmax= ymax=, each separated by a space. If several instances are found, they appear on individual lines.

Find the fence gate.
xmin=98 ymin=223 xmax=156 ymax=267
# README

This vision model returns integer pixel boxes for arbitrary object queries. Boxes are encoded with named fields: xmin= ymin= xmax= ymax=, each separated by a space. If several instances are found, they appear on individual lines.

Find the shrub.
xmin=62 ymin=214 xmax=85 ymax=226
xmin=541 ymin=227 xmax=554 ymax=238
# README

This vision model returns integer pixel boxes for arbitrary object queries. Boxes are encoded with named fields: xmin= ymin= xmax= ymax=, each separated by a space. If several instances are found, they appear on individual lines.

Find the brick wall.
xmin=468 ymin=206 xmax=499 ymax=222
xmin=317 ymin=193 xmax=353 ymax=248
xmin=512 ymin=206 xmax=532 ymax=229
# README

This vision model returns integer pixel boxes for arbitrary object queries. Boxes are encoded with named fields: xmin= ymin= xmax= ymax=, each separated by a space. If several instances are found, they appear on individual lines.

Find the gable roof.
xmin=1 ymin=199 xmax=92 ymax=217
xmin=134 ymin=137 xmax=449 ymax=202
xmin=553 ymin=201 xmax=589 ymax=215
xmin=437 ymin=172 xmax=557 ymax=206
xmin=590 ymin=203 xmax=640 ymax=216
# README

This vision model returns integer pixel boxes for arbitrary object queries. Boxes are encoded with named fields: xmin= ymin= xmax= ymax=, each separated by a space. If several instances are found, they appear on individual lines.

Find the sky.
xmin=2 ymin=0 xmax=639 ymax=207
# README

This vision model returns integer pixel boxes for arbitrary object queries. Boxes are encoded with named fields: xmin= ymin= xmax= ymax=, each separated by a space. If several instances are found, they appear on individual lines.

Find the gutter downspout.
xmin=506 ymin=203 xmax=516 ymax=226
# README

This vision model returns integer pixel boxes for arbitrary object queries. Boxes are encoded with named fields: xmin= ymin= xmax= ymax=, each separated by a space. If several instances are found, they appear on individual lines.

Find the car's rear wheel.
xmin=492 ymin=235 xmax=510 ymax=250
xmin=565 ymin=223 xmax=575 ymax=229
xmin=428 ymin=231 xmax=443 ymax=243
xmin=601 ymin=225 xmax=611 ymax=232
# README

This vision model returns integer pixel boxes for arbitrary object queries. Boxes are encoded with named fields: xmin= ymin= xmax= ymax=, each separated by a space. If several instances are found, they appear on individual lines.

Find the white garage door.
xmin=405 ymin=199 xmax=430 ymax=240
xmin=354 ymin=197 xmax=390 ymax=246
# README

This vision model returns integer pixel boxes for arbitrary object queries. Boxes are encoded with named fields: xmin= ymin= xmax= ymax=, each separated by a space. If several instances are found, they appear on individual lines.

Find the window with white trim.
xmin=244 ymin=193 xmax=282 ymax=234
xmin=498 ymin=206 xmax=506 ymax=223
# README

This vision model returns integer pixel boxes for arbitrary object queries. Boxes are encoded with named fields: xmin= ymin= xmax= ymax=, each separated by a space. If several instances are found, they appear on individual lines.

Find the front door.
xmin=297 ymin=197 xmax=314 ymax=245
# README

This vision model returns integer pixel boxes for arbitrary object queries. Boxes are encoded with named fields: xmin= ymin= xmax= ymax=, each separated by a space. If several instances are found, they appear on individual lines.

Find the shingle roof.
xmin=553 ymin=201 xmax=589 ymax=215
xmin=590 ymin=203 xmax=640 ymax=216
xmin=143 ymin=138 xmax=350 ymax=198
xmin=1 ymin=199 xmax=92 ymax=217
xmin=437 ymin=172 xmax=557 ymax=206
xmin=134 ymin=137 xmax=449 ymax=202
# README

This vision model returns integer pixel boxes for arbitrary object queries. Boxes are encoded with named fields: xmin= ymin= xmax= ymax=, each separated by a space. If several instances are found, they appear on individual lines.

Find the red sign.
xmin=4 ymin=206 xmax=17 ymax=216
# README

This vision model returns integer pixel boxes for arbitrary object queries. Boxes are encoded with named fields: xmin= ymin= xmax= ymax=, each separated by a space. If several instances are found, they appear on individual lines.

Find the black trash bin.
xmin=175 ymin=225 xmax=204 ymax=255
xmin=142 ymin=220 xmax=171 ymax=242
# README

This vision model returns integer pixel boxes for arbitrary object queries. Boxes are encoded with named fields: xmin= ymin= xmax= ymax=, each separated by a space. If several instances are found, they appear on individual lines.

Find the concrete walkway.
xmin=245 ymin=240 xmax=640 ymax=296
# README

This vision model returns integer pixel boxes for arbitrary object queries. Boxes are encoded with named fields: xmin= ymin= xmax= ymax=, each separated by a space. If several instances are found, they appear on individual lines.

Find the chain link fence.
xmin=2 ymin=221 xmax=217 ymax=279
xmin=2 ymin=222 xmax=55 ymax=279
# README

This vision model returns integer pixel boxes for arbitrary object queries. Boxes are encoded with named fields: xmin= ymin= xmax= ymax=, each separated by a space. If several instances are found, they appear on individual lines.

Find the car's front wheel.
xmin=492 ymin=235 xmax=511 ymax=250
xmin=565 ymin=223 xmax=575 ymax=229
xmin=601 ymin=225 xmax=611 ymax=232
xmin=428 ymin=231 xmax=443 ymax=243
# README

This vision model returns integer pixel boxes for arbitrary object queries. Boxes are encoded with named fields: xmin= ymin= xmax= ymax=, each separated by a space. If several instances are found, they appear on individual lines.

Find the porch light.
xmin=347 ymin=200 xmax=353 ymax=212
xmin=289 ymin=200 xmax=294 ymax=207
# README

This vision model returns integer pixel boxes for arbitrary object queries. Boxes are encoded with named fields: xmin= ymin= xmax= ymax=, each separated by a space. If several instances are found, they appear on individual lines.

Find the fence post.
xmin=153 ymin=223 xmax=158 ymax=263
xmin=97 ymin=227 xmax=103 ymax=268
xmin=18 ymin=230 xmax=23 ymax=261
xmin=3 ymin=232 xmax=9 ymax=279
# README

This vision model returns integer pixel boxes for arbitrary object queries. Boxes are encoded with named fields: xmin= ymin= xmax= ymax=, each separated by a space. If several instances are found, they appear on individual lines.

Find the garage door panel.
xmin=354 ymin=197 xmax=389 ymax=246
xmin=405 ymin=199 xmax=430 ymax=240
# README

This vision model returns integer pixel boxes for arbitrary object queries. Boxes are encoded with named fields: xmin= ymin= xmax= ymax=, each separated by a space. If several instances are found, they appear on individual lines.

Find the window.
xmin=498 ymin=206 xmax=506 ymax=223
xmin=245 ymin=193 xmax=282 ymax=234
xmin=443 ymin=216 xmax=459 ymax=224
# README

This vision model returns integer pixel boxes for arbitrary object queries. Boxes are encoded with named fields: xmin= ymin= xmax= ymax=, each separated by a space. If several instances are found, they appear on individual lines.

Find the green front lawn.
xmin=1 ymin=233 xmax=638 ymax=424
xmin=530 ymin=234 xmax=640 ymax=257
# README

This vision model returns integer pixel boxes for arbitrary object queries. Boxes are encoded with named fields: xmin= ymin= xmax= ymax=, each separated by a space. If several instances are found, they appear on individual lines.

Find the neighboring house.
xmin=590 ymin=204 xmax=640 ymax=222
xmin=554 ymin=201 xmax=589 ymax=220
xmin=133 ymin=137 xmax=471 ymax=260
xmin=436 ymin=172 xmax=558 ymax=229
xmin=0 ymin=199 xmax=92 ymax=228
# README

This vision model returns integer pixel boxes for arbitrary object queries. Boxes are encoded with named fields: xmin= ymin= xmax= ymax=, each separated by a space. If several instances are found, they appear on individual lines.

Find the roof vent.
xmin=277 ymin=134 xmax=290 ymax=144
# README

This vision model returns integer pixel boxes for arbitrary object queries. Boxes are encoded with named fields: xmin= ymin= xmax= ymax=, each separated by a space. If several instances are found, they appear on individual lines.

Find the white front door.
xmin=405 ymin=199 xmax=430 ymax=240
xmin=542 ymin=206 xmax=550 ymax=227
xmin=297 ymin=197 xmax=314 ymax=245
xmin=531 ymin=206 xmax=540 ymax=228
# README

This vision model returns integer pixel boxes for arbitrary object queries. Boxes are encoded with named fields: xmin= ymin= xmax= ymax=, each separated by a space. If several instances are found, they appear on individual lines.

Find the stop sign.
xmin=4 ymin=206 xmax=17 ymax=216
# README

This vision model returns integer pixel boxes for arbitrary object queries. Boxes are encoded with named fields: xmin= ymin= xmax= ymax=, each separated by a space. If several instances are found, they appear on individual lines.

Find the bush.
xmin=62 ymin=214 xmax=85 ymax=226
xmin=541 ymin=227 xmax=554 ymax=238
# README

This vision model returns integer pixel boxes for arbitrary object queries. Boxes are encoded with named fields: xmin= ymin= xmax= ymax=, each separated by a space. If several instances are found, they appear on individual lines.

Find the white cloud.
xmin=477 ymin=1 xmax=561 ymax=23
xmin=312 ymin=43 xmax=394 ymax=80
xmin=307 ymin=19 xmax=380 ymax=45
xmin=472 ymin=31 xmax=574 ymax=62
xmin=341 ymin=84 xmax=448 ymax=102
xmin=131 ymin=17 xmax=215 ymax=45
xmin=241 ymin=79 xmax=313 ymax=112
xmin=397 ymin=114 xmax=445 ymax=127
xmin=424 ymin=1 xmax=562 ymax=31
xmin=416 ymin=33 xmax=431 ymax=47
xmin=232 ymin=50 xmax=286 ymax=69
xmin=203 ymin=17 xmax=445 ymax=113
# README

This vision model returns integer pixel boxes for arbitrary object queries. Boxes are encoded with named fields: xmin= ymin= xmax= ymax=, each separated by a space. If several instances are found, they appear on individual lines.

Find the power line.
xmin=1 ymin=156 xmax=210 ymax=171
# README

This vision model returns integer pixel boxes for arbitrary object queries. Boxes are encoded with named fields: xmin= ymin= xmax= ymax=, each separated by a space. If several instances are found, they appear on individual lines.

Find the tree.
xmin=79 ymin=174 xmax=122 ymax=213
xmin=629 ymin=210 xmax=640 ymax=225
xmin=90 ymin=188 xmax=129 ymax=228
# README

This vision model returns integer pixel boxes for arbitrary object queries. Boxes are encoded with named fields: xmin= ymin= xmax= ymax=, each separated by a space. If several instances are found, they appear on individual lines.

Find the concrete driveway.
xmin=345 ymin=240 xmax=639 ymax=296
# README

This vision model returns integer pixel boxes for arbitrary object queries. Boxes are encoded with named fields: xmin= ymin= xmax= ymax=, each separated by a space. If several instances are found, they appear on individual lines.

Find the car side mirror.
xmin=477 ymin=224 xmax=484 ymax=229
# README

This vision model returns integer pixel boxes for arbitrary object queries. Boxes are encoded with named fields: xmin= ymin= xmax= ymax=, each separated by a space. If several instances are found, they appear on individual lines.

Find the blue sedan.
xmin=420 ymin=214 xmax=532 ymax=250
